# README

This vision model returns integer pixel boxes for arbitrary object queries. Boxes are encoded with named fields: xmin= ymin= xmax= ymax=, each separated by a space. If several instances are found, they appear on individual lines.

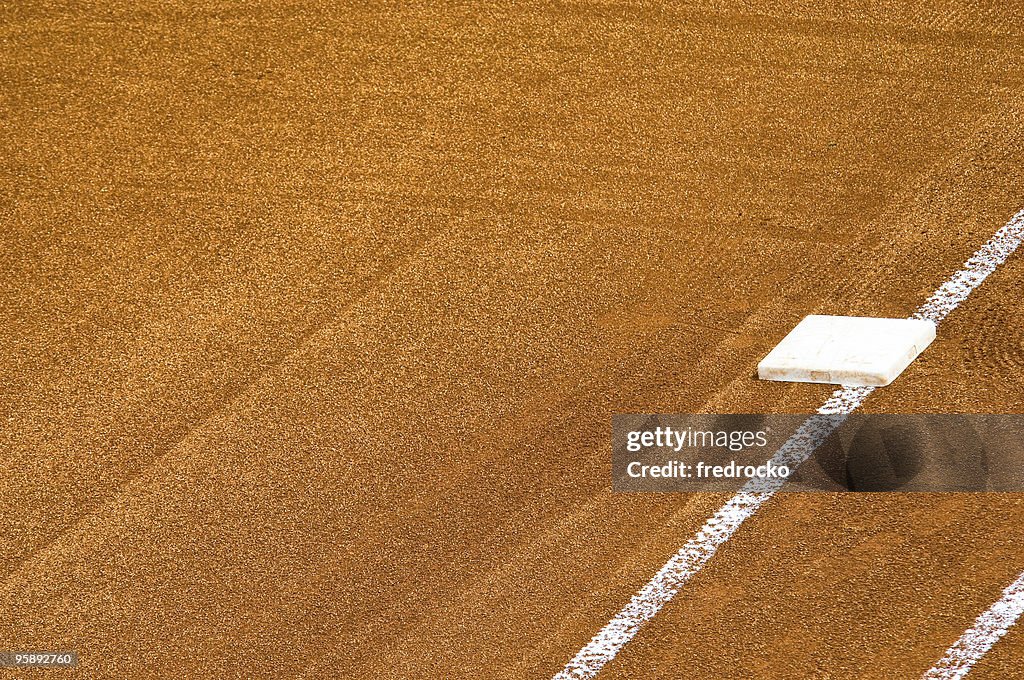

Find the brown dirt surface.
xmin=2 ymin=1 xmax=1024 ymax=678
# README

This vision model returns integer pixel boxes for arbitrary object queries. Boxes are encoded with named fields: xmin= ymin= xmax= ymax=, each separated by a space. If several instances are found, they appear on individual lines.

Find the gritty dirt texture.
xmin=2 ymin=1 xmax=1024 ymax=678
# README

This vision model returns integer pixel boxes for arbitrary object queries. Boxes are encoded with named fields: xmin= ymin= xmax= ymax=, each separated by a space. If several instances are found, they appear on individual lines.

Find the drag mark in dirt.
xmin=554 ymin=208 xmax=1024 ymax=680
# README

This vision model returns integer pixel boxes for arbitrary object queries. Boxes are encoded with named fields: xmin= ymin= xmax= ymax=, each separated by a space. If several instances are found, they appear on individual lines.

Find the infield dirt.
xmin=2 ymin=2 xmax=1024 ymax=678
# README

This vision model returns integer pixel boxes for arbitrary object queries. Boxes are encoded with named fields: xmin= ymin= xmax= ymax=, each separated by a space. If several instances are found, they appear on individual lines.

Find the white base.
xmin=758 ymin=315 xmax=936 ymax=387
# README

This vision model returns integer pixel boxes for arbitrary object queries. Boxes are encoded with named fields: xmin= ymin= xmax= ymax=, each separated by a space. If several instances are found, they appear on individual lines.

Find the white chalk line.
xmin=923 ymin=570 xmax=1024 ymax=679
xmin=554 ymin=208 xmax=1024 ymax=680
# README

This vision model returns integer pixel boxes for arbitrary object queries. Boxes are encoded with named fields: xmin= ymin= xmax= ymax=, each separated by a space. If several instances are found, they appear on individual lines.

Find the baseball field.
xmin=2 ymin=1 xmax=1024 ymax=678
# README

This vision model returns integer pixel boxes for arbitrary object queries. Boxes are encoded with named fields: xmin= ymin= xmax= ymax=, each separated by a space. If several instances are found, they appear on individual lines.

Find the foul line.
xmin=923 ymin=570 xmax=1024 ymax=678
xmin=554 ymin=208 xmax=1024 ymax=680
